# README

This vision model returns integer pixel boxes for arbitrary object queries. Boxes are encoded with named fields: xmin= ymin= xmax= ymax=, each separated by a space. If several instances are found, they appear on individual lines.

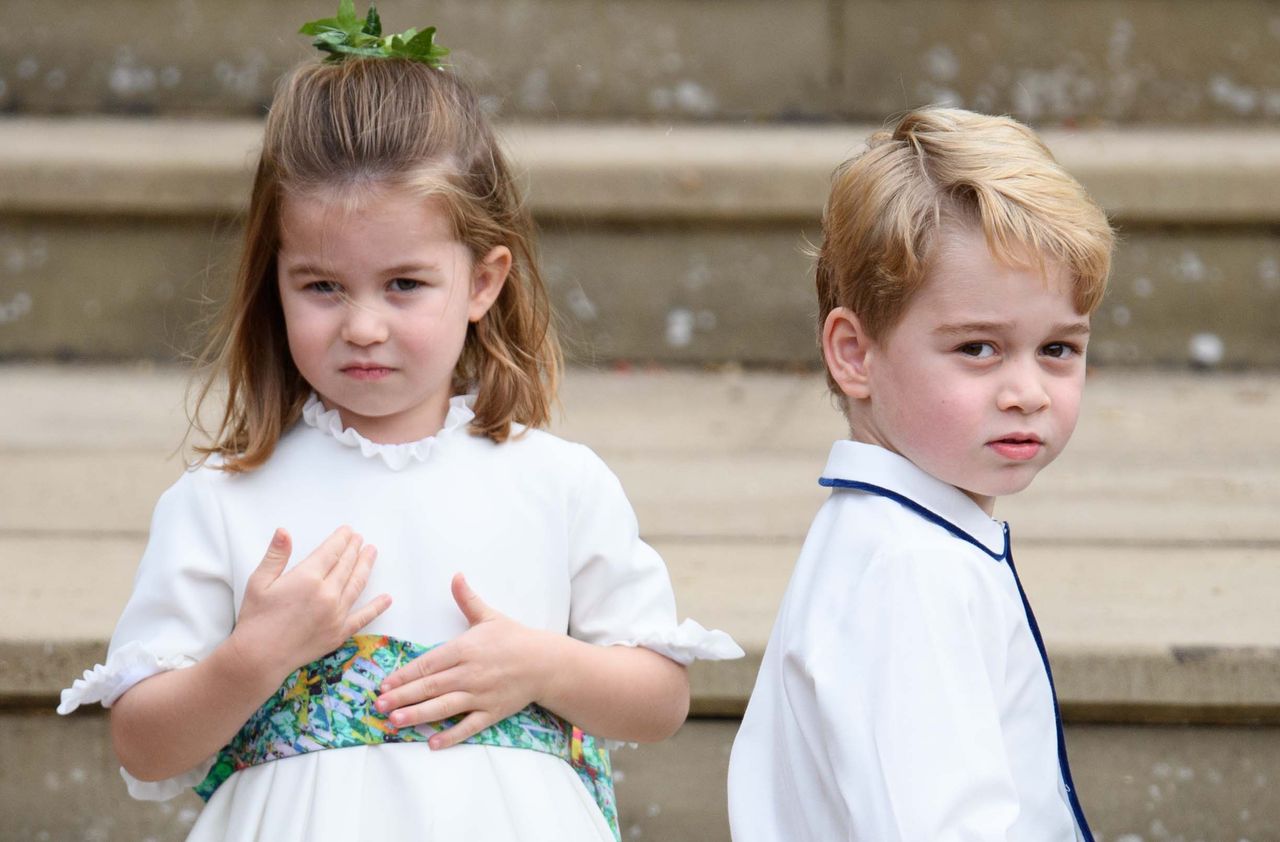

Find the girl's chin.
xmin=330 ymin=400 xmax=452 ymax=439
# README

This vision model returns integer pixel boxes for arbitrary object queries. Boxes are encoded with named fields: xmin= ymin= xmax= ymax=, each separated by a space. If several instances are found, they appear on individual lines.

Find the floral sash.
xmin=194 ymin=634 xmax=618 ymax=840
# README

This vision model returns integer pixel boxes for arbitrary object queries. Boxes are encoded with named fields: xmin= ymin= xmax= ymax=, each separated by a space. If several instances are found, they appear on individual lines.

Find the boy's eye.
xmin=389 ymin=278 xmax=423 ymax=293
xmin=1042 ymin=342 xmax=1079 ymax=359
xmin=957 ymin=342 xmax=996 ymax=359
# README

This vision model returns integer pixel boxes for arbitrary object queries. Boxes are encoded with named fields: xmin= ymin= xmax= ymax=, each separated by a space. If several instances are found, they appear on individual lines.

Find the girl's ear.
xmin=468 ymin=245 xmax=511 ymax=322
xmin=822 ymin=307 xmax=875 ymax=400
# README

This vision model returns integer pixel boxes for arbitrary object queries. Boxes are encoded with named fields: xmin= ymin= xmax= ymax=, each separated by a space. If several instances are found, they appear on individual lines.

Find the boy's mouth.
xmin=987 ymin=434 xmax=1043 ymax=461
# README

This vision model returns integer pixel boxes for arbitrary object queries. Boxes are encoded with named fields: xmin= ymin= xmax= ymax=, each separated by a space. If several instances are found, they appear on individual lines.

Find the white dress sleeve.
xmin=805 ymin=545 xmax=1021 ymax=840
xmin=565 ymin=446 xmax=742 ymax=665
xmin=58 ymin=467 xmax=235 ymax=800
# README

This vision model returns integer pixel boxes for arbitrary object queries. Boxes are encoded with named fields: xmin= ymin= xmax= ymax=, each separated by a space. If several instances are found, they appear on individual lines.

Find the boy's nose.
xmin=996 ymin=363 xmax=1051 ymax=414
xmin=340 ymin=302 xmax=390 ymax=346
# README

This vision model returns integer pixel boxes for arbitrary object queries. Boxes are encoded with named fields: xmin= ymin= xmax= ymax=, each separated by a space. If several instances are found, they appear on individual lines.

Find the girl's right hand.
xmin=228 ymin=526 xmax=392 ymax=683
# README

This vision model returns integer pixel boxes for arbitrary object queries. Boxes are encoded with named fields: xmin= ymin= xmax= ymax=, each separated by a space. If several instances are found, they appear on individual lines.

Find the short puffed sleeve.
xmin=57 ymin=466 xmax=234 ymax=799
xmin=565 ymin=446 xmax=742 ymax=665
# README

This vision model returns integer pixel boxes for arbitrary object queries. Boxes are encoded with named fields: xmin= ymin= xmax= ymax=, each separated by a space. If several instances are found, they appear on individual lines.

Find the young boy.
xmin=727 ymin=108 xmax=1114 ymax=841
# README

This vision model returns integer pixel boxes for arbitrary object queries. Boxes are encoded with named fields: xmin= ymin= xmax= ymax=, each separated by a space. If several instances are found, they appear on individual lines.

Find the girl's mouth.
xmin=342 ymin=366 xmax=394 ymax=381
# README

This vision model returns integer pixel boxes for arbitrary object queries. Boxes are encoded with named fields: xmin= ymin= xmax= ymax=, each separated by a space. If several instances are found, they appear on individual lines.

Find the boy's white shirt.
xmin=727 ymin=440 xmax=1084 ymax=842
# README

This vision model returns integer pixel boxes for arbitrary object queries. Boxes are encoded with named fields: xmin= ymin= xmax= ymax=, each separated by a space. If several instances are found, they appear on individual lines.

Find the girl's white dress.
xmin=60 ymin=395 xmax=742 ymax=842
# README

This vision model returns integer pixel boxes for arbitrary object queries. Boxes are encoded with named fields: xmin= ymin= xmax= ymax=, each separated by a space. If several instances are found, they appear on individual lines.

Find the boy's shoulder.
xmin=809 ymin=488 xmax=1003 ymax=594
xmin=786 ymin=440 xmax=1017 ymax=630
xmin=785 ymin=489 xmax=1022 ymax=673
xmin=816 ymin=440 xmax=1007 ymax=554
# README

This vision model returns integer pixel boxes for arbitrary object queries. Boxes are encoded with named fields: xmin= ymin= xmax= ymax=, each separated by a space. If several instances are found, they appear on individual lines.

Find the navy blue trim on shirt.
xmin=820 ymin=477 xmax=1094 ymax=842
xmin=1003 ymin=529 xmax=1095 ymax=842
xmin=817 ymin=478 xmax=1008 ymax=560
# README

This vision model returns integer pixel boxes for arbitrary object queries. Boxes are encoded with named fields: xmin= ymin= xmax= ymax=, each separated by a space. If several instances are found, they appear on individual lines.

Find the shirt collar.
xmin=819 ymin=440 xmax=1008 ymax=560
xmin=300 ymin=392 xmax=476 ymax=471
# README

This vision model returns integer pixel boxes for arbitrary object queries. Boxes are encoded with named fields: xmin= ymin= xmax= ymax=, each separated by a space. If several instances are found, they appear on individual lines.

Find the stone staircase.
xmin=3 ymin=0 xmax=1279 ymax=124
xmin=3 ymin=1 xmax=1280 ymax=840
xmin=2 ymin=118 xmax=1280 ymax=369
xmin=5 ymin=366 xmax=1280 ymax=842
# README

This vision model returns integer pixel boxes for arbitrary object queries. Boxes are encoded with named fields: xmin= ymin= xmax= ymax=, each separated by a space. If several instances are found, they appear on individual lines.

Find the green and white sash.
xmin=194 ymin=634 xmax=618 ymax=840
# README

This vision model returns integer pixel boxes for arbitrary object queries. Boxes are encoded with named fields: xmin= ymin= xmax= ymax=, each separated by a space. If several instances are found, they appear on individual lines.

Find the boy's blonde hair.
xmin=815 ymin=107 xmax=1114 ymax=389
xmin=193 ymin=58 xmax=560 ymax=472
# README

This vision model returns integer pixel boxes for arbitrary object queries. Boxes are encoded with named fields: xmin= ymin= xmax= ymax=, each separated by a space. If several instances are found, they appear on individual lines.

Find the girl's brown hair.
xmin=192 ymin=58 xmax=560 ymax=471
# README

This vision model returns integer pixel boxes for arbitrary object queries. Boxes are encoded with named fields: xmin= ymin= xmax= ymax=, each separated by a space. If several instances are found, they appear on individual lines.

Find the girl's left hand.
xmin=375 ymin=573 xmax=555 ymax=749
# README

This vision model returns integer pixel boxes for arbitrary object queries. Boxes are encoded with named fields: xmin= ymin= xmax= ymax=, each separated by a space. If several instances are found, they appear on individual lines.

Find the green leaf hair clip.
xmin=299 ymin=0 xmax=450 ymax=68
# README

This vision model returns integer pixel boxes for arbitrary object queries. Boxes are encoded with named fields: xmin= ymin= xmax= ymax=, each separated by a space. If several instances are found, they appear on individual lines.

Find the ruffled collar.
xmin=300 ymin=393 xmax=476 ymax=471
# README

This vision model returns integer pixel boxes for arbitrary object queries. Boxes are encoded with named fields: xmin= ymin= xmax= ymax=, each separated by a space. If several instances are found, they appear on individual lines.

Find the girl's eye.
xmin=1042 ymin=342 xmax=1080 ymax=359
xmin=306 ymin=280 xmax=339 ymax=294
xmin=389 ymin=278 xmax=423 ymax=293
xmin=957 ymin=342 xmax=996 ymax=359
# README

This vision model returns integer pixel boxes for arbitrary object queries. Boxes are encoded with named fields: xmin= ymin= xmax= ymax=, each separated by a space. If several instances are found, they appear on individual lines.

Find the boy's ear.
xmin=822 ymin=307 xmax=874 ymax=400
xmin=468 ymin=245 xmax=512 ymax=322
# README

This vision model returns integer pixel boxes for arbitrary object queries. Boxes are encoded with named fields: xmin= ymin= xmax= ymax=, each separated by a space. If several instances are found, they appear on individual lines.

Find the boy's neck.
xmin=845 ymin=431 xmax=999 ymax=517
xmin=961 ymin=485 xmax=997 ymax=517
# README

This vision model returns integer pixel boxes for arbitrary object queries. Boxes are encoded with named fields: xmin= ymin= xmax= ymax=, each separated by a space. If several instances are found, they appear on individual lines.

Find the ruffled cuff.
xmin=57 ymin=641 xmax=195 ymax=714
xmin=607 ymin=618 xmax=744 ymax=666
xmin=59 ymin=642 xmax=213 ymax=801
xmin=121 ymin=758 xmax=215 ymax=802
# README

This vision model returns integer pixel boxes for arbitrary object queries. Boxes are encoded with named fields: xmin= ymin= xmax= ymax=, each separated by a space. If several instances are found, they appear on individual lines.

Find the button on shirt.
xmin=728 ymin=441 xmax=1087 ymax=842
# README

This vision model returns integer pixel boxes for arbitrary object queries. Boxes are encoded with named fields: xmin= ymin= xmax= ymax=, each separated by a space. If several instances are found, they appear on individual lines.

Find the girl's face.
xmin=277 ymin=185 xmax=508 ymax=444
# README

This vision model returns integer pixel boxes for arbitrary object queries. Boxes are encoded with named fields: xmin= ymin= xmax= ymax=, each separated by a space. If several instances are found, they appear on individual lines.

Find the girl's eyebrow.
xmin=933 ymin=320 xmax=1092 ymax=336
xmin=382 ymin=262 xmax=441 ymax=276
xmin=281 ymin=261 xmax=441 ymax=277
xmin=281 ymin=261 xmax=332 ymax=277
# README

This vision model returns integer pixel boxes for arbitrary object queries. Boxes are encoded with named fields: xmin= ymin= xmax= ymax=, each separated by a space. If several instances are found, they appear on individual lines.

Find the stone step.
xmin=4 ymin=364 xmax=1279 ymax=719
xmin=11 ymin=715 xmax=1279 ymax=842
xmin=2 ymin=119 xmax=1279 ymax=366
xmin=6 ymin=367 xmax=1280 ymax=545
xmin=4 ymin=363 xmax=1280 ymax=842
xmin=2 ymin=0 xmax=1279 ymax=126
xmin=8 ymin=534 xmax=1280 ymax=718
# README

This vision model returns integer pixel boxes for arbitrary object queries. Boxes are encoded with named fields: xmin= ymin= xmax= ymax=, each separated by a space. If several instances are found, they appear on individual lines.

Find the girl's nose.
xmin=996 ymin=362 xmax=1051 ymax=414
xmin=340 ymin=301 xmax=390 ymax=346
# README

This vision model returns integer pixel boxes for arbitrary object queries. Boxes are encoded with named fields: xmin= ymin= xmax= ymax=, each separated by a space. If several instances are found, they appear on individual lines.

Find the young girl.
xmin=58 ymin=13 xmax=741 ymax=841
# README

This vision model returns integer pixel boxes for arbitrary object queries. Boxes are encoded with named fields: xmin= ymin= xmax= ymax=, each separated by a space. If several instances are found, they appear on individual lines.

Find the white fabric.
xmin=728 ymin=440 xmax=1083 ymax=842
xmin=60 ymin=393 xmax=741 ymax=842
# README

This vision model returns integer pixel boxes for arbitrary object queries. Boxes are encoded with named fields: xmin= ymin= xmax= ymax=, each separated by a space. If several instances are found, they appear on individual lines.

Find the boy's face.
xmin=854 ymin=227 xmax=1089 ymax=514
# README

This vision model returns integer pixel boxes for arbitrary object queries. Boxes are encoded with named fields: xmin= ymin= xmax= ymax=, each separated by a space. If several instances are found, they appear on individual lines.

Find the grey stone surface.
xmin=8 ymin=367 xmax=1280 ymax=544
xmin=6 ymin=120 xmax=1280 ymax=223
xmin=5 ymin=365 xmax=1280 ymax=719
xmin=841 ymin=0 xmax=1280 ymax=125
xmin=3 ymin=119 xmax=1280 ymax=364
xmin=8 ymin=713 xmax=1280 ymax=842
xmin=544 ymin=223 xmax=1280 ymax=366
xmin=5 ymin=364 xmax=1279 ymax=835
xmin=4 ymin=210 xmax=1280 ymax=364
xmin=4 ymin=0 xmax=1280 ymax=124
xmin=16 ymin=538 xmax=1280 ymax=716
xmin=0 ymin=0 xmax=830 ymax=122
xmin=0 ymin=213 xmax=239 ymax=360
xmin=1 ymin=710 xmax=204 ymax=842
